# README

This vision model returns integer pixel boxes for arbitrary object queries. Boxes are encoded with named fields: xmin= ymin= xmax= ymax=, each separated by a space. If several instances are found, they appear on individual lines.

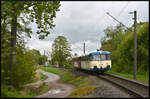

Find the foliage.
xmin=51 ymin=36 xmax=72 ymax=67
xmin=39 ymin=72 xmax=47 ymax=81
xmin=1 ymin=84 xmax=36 ymax=98
xmin=2 ymin=45 xmax=37 ymax=88
xmin=11 ymin=47 xmax=37 ymax=88
xmin=38 ymin=55 xmax=48 ymax=65
xmin=26 ymin=49 xmax=48 ymax=65
xmin=1 ymin=82 xmax=50 ymax=98
xmin=101 ymin=22 xmax=149 ymax=76
xmin=2 ymin=1 xmax=61 ymax=39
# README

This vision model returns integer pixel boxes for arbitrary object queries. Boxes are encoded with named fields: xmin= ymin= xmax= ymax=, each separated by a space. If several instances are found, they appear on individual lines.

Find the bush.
xmin=11 ymin=48 xmax=36 ymax=89
xmin=2 ymin=47 xmax=37 ymax=89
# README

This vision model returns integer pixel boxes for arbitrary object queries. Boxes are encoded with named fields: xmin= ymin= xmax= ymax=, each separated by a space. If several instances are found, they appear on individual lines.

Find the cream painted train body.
xmin=73 ymin=50 xmax=111 ymax=73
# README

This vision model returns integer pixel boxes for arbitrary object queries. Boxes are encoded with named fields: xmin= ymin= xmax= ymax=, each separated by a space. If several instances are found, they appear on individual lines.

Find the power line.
xmin=106 ymin=12 xmax=132 ymax=32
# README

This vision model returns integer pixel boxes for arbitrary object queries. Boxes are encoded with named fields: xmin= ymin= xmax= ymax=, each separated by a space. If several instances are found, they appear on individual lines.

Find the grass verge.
xmin=106 ymin=70 xmax=149 ymax=83
xmin=39 ymin=72 xmax=47 ymax=81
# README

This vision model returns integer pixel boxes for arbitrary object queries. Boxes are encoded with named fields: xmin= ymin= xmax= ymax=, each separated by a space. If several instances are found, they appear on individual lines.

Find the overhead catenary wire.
xmin=106 ymin=12 xmax=133 ymax=32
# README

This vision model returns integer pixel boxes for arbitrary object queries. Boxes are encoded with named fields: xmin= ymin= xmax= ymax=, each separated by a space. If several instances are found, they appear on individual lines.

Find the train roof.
xmin=89 ymin=50 xmax=110 ymax=55
xmin=72 ymin=51 xmax=110 ymax=59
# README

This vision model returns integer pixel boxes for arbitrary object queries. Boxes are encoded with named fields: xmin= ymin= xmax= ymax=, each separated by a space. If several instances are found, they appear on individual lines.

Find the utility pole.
xmin=106 ymin=11 xmax=137 ymax=80
xmin=134 ymin=11 xmax=137 ymax=80
xmin=130 ymin=11 xmax=137 ymax=80
xmin=83 ymin=42 xmax=85 ymax=55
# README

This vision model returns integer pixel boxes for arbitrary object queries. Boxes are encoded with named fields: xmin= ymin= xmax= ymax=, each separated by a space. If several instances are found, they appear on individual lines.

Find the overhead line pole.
xmin=106 ymin=11 xmax=137 ymax=80
xmin=83 ymin=42 xmax=85 ymax=55
xmin=130 ymin=11 xmax=137 ymax=80
xmin=134 ymin=11 xmax=137 ymax=80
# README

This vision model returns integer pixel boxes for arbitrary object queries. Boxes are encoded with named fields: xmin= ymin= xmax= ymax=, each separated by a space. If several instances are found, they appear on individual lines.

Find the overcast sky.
xmin=26 ymin=1 xmax=149 ymax=57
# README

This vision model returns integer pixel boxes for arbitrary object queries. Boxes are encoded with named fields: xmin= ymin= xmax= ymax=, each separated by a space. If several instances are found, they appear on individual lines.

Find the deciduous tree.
xmin=51 ymin=36 xmax=72 ymax=67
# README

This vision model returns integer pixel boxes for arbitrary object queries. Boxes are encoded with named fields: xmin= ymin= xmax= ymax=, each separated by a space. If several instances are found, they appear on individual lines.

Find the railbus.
xmin=73 ymin=50 xmax=111 ymax=73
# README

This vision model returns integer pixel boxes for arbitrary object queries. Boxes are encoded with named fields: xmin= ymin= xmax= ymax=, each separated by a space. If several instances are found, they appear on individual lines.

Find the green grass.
xmin=39 ymin=84 xmax=50 ymax=94
xmin=69 ymin=76 xmax=84 ymax=84
xmin=40 ymin=66 xmax=73 ymax=83
xmin=106 ymin=70 xmax=149 ymax=83
xmin=1 ymin=84 xmax=37 ymax=98
xmin=103 ymin=85 xmax=109 ymax=88
xmin=1 ymin=82 xmax=50 ymax=98
xmin=40 ymin=72 xmax=47 ymax=81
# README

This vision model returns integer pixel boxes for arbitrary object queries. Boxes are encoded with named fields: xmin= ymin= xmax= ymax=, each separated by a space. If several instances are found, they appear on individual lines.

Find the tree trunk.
xmin=10 ymin=14 xmax=17 ymax=70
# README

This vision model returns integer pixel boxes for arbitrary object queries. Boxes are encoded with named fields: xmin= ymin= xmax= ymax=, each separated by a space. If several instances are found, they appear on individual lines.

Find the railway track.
xmin=71 ymin=68 xmax=149 ymax=98
xmin=97 ymin=73 xmax=149 ymax=98
xmin=57 ymin=68 xmax=149 ymax=98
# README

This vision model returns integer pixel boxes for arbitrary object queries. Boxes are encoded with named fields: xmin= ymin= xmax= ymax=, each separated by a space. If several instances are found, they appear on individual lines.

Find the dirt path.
xmin=35 ymin=69 xmax=76 ymax=98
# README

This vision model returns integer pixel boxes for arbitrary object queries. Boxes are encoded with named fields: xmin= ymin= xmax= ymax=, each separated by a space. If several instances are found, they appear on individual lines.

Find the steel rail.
xmin=98 ymin=73 xmax=149 ymax=98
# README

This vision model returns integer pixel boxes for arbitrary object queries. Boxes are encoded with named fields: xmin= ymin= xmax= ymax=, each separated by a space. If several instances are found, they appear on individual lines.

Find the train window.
xmin=81 ymin=56 xmax=86 ymax=61
xmin=88 ymin=55 xmax=93 ymax=61
xmin=106 ymin=54 xmax=111 ymax=60
xmin=92 ymin=55 xmax=101 ymax=61
xmin=100 ymin=55 xmax=106 ymax=60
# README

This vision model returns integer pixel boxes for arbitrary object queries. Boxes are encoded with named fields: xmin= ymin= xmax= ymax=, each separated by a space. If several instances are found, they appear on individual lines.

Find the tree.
xmin=51 ymin=36 xmax=72 ymax=67
xmin=100 ymin=22 xmax=149 ymax=75
xmin=39 ymin=55 xmax=48 ymax=65
xmin=100 ymin=24 xmax=125 ymax=52
xmin=74 ymin=53 xmax=78 ymax=57
xmin=1 ymin=1 xmax=60 ymax=88
xmin=28 ymin=49 xmax=41 ymax=65
xmin=2 ymin=1 xmax=60 ymax=71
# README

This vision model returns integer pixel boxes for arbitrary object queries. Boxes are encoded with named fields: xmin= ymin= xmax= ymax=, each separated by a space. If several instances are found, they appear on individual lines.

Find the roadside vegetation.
xmin=2 ymin=74 xmax=50 ymax=98
xmin=101 ymin=22 xmax=149 ymax=82
xmin=40 ymin=66 xmax=99 ymax=98
xmin=39 ymin=72 xmax=48 ymax=81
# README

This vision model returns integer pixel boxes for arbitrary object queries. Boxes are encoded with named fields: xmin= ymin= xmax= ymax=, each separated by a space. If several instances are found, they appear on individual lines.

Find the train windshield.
xmin=92 ymin=54 xmax=111 ymax=61
xmin=100 ymin=54 xmax=111 ymax=60
xmin=106 ymin=54 xmax=111 ymax=60
xmin=92 ymin=55 xmax=101 ymax=61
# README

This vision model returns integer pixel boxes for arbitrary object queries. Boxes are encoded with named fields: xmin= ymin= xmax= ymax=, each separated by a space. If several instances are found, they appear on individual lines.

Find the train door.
xmin=78 ymin=57 xmax=81 ymax=69
xmin=78 ymin=62 xmax=81 ymax=68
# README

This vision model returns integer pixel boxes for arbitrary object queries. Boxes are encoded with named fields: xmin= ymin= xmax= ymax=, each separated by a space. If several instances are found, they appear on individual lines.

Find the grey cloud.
xmin=26 ymin=1 xmax=148 ymax=55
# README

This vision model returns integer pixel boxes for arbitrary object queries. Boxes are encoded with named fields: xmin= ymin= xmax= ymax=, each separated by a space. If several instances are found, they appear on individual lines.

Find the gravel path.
xmin=28 ymin=69 xmax=75 ymax=98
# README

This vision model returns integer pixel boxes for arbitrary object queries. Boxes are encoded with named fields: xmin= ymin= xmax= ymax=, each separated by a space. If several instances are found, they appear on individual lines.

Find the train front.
xmin=89 ymin=51 xmax=111 ymax=73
